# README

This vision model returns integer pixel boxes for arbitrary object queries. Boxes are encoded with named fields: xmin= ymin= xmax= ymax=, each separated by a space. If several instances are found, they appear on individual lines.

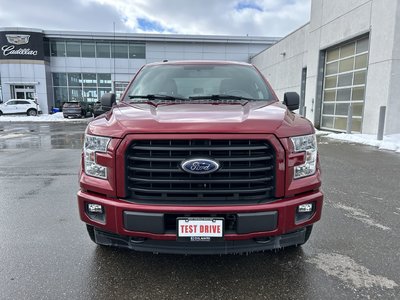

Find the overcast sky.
xmin=0 ymin=0 xmax=311 ymax=37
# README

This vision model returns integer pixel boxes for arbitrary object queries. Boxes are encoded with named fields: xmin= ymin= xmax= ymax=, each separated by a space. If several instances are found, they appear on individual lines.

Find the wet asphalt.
xmin=0 ymin=122 xmax=399 ymax=300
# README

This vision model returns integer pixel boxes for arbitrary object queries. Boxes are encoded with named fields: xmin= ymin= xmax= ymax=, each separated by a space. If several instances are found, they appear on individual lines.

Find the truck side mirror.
xmin=283 ymin=92 xmax=299 ymax=111
xmin=100 ymin=93 xmax=116 ymax=111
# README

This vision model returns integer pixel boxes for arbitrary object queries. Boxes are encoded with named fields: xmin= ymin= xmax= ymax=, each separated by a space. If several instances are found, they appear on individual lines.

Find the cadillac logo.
xmin=180 ymin=158 xmax=220 ymax=175
xmin=6 ymin=34 xmax=30 ymax=45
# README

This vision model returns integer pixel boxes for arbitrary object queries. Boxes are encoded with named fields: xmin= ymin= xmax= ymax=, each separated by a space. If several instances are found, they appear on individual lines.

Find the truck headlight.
xmin=84 ymin=134 xmax=111 ymax=179
xmin=290 ymin=134 xmax=317 ymax=179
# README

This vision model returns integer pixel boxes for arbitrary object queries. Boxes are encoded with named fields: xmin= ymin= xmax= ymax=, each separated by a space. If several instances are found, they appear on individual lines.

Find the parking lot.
xmin=0 ymin=122 xmax=399 ymax=299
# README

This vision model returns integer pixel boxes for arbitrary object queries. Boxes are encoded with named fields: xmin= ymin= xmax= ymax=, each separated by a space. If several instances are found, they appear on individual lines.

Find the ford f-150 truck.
xmin=77 ymin=60 xmax=323 ymax=254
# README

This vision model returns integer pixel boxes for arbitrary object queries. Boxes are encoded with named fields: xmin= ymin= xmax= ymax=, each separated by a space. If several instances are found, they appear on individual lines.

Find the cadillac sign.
xmin=6 ymin=34 xmax=30 ymax=45
xmin=0 ymin=31 xmax=44 ymax=60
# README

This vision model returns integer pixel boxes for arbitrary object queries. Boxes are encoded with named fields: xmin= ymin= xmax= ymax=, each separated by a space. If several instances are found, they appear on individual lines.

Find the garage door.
xmin=320 ymin=37 xmax=369 ymax=132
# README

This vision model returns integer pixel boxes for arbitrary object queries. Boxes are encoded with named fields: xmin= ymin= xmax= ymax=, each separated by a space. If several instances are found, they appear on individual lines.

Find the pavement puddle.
xmin=307 ymin=253 xmax=398 ymax=289
xmin=333 ymin=203 xmax=391 ymax=231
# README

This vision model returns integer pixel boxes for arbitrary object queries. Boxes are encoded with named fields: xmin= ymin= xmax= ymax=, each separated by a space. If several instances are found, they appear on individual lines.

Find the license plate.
xmin=177 ymin=218 xmax=224 ymax=239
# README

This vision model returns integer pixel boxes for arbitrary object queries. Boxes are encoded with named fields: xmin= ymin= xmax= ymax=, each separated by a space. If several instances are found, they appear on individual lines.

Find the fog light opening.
xmin=295 ymin=202 xmax=316 ymax=224
xmin=298 ymin=203 xmax=313 ymax=213
xmin=85 ymin=203 xmax=105 ymax=222
xmin=88 ymin=203 xmax=103 ymax=213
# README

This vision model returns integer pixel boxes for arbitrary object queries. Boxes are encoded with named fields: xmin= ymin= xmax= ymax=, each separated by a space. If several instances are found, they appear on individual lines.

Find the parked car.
xmin=62 ymin=102 xmax=86 ymax=118
xmin=0 ymin=99 xmax=41 ymax=116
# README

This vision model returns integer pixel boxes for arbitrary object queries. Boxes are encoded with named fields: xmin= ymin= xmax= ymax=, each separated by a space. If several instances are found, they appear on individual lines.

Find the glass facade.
xmin=49 ymin=40 xmax=145 ymax=59
xmin=52 ymin=73 xmax=112 ymax=108
xmin=113 ymin=81 xmax=130 ymax=100
xmin=0 ymin=76 xmax=2 ymax=103
xmin=321 ymin=37 xmax=369 ymax=133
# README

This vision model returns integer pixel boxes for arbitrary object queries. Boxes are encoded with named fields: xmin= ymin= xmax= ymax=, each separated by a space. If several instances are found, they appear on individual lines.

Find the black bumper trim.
xmin=123 ymin=211 xmax=278 ymax=234
xmin=236 ymin=211 xmax=277 ymax=233
xmin=93 ymin=227 xmax=307 ymax=255
xmin=123 ymin=211 xmax=165 ymax=234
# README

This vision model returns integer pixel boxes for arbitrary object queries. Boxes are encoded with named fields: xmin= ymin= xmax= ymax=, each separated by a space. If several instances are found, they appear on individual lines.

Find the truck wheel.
xmin=27 ymin=109 xmax=37 ymax=116
xmin=0 ymin=110 xmax=2 ymax=116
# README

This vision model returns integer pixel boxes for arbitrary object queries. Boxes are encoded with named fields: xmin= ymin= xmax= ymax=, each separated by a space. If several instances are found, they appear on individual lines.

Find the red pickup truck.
xmin=77 ymin=61 xmax=323 ymax=254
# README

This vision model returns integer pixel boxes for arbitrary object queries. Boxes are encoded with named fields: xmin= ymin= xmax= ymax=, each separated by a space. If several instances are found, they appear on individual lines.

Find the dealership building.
xmin=0 ymin=27 xmax=277 ymax=113
xmin=251 ymin=0 xmax=400 ymax=134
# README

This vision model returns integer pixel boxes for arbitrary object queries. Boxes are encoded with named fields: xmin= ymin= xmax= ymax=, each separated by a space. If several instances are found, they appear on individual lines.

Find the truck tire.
xmin=0 ymin=110 xmax=3 ymax=116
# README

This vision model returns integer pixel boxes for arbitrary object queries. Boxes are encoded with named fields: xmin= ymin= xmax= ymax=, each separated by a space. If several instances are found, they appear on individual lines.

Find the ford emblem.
xmin=180 ymin=158 xmax=220 ymax=174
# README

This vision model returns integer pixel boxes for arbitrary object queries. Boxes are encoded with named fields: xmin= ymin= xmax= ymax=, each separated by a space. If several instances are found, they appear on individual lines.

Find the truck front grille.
xmin=125 ymin=139 xmax=276 ymax=203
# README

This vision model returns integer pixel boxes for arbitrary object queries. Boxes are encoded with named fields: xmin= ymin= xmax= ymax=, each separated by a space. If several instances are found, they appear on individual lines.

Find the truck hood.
xmin=87 ymin=101 xmax=314 ymax=138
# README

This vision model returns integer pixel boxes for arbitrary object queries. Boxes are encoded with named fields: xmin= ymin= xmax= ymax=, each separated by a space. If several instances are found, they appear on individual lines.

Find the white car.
xmin=0 ymin=99 xmax=42 ymax=116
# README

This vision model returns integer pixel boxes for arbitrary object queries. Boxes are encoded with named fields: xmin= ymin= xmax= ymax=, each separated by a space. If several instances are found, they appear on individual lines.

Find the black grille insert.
xmin=125 ymin=140 xmax=276 ymax=203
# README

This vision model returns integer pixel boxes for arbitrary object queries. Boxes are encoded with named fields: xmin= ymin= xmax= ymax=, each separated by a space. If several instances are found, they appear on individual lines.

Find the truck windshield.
xmin=124 ymin=64 xmax=274 ymax=101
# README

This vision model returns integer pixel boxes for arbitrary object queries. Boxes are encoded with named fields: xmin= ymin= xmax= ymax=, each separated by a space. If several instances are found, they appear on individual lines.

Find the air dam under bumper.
xmin=78 ymin=190 xmax=323 ymax=254
xmin=92 ymin=227 xmax=309 ymax=254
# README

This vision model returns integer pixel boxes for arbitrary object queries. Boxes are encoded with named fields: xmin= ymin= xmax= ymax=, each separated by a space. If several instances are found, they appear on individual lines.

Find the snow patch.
xmin=307 ymin=253 xmax=398 ymax=289
xmin=333 ymin=203 xmax=391 ymax=231
xmin=0 ymin=133 xmax=26 ymax=140
xmin=0 ymin=113 xmax=90 ymax=122
xmin=326 ymin=133 xmax=400 ymax=153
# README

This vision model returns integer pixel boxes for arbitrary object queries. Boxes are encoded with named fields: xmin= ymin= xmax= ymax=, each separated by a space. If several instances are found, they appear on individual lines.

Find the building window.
xmin=48 ymin=39 xmax=145 ymax=59
xmin=96 ymin=42 xmax=111 ymax=58
xmin=112 ymin=43 xmax=129 ymax=58
xmin=320 ymin=37 xmax=369 ymax=133
xmin=66 ymin=42 xmax=81 ymax=57
xmin=52 ymin=73 xmax=112 ymax=108
xmin=50 ymin=41 xmax=66 ymax=56
xmin=113 ymin=81 xmax=130 ymax=100
xmin=98 ymin=74 xmax=112 ymax=87
xmin=53 ymin=73 xmax=67 ymax=86
xmin=82 ymin=73 xmax=97 ymax=86
xmin=81 ymin=42 xmax=96 ymax=58
xmin=129 ymin=44 xmax=146 ymax=59
xmin=0 ymin=76 xmax=2 ymax=103
xmin=68 ymin=73 xmax=82 ymax=87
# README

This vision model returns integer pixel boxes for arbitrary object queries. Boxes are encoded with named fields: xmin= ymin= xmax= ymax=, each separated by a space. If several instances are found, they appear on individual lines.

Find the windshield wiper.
xmin=129 ymin=94 xmax=188 ymax=101
xmin=189 ymin=94 xmax=258 ymax=101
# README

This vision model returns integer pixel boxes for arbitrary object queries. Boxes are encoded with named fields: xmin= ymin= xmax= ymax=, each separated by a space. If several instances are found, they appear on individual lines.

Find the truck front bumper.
xmin=78 ymin=190 xmax=323 ymax=254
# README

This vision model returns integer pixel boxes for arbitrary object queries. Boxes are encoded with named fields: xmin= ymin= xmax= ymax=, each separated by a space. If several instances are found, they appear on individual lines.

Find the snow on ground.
xmin=317 ymin=129 xmax=400 ymax=153
xmin=0 ymin=112 xmax=90 ymax=122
